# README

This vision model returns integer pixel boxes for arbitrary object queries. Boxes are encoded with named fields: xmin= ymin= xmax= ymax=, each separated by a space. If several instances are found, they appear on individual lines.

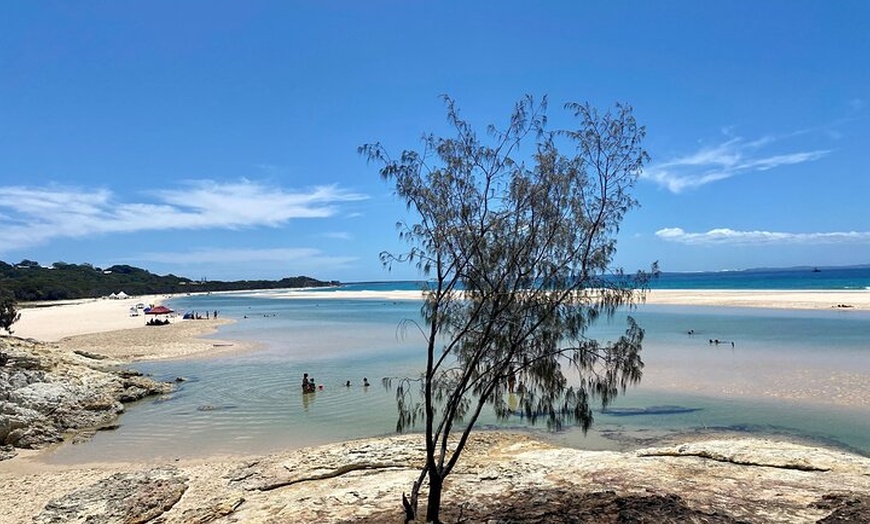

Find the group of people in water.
xmin=687 ymin=329 xmax=735 ymax=347
xmin=302 ymin=373 xmax=369 ymax=393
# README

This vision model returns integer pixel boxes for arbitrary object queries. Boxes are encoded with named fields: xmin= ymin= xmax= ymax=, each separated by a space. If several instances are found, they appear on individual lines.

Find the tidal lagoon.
xmin=41 ymin=269 xmax=870 ymax=463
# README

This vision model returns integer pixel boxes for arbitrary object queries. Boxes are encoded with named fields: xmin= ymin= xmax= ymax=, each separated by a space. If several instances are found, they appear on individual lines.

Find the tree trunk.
xmin=425 ymin=473 xmax=444 ymax=524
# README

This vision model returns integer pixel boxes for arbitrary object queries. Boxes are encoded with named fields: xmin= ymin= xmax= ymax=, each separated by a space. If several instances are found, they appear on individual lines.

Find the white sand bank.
xmin=262 ymin=288 xmax=870 ymax=311
xmin=645 ymin=289 xmax=870 ymax=310
xmin=260 ymin=289 xmax=427 ymax=301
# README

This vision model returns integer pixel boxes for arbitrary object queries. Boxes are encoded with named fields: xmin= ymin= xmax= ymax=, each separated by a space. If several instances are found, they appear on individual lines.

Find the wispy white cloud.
xmin=642 ymin=133 xmax=829 ymax=193
xmin=0 ymin=180 xmax=368 ymax=254
xmin=656 ymin=227 xmax=870 ymax=245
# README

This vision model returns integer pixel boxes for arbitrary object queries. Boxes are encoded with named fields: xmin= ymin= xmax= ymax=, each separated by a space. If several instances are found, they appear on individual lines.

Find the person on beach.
xmin=302 ymin=373 xmax=310 ymax=393
xmin=363 ymin=377 xmax=370 ymax=387
xmin=345 ymin=380 xmax=351 ymax=387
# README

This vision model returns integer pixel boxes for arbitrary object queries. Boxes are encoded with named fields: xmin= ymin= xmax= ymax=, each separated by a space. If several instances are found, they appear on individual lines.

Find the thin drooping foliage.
xmin=360 ymin=95 xmax=656 ymax=523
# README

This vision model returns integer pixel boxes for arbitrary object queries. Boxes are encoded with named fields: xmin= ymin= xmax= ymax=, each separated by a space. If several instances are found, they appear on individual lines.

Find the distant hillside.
xmin=0 ymin=260 xmax=339 ymax=302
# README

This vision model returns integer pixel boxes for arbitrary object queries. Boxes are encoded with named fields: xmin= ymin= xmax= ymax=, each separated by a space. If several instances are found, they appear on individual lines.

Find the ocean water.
xmin=651 ymin=266 xmax=870 ymax=290
xmin=41 ymin=269 xmax=870 ymax=464
xmin=334 ymin=265 xmax=870 ymax=292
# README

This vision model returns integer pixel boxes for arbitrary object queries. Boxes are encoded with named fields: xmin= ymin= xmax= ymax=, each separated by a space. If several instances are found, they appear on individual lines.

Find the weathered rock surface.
xmin=216 ymin=433 xmax=870 ymax=524
xmin=34 ymin=467 xmax=188 ymax=524
xmin=0 ymin=336 xmax=171 ymax=453
xmin=1 ymin=432 xmax=869 ymax=523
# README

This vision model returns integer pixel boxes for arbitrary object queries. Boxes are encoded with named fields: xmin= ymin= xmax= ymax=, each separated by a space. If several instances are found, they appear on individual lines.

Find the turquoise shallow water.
xmin=333 ymin=266 xmax=870 ymax=291
xmin=41 ymin=287 xmax=870 ymax=464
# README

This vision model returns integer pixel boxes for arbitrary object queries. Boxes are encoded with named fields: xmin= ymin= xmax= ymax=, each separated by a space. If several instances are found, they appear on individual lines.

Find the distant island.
xmin=0 ymin=259 xmax=339 ymax=302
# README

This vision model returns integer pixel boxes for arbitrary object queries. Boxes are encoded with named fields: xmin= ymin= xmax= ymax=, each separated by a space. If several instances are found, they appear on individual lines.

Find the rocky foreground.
xmin=1 ymin=336 xmax=869 ymax=523
xmin=2 ymin=432 xmax=868 ymax=523
xmin=0 ymin=335 xmax=171 ymax=458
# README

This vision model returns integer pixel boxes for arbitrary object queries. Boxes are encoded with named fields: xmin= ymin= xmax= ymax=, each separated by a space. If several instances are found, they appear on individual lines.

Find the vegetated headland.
xmin=0 ymin=259 xmax=338 ymax=302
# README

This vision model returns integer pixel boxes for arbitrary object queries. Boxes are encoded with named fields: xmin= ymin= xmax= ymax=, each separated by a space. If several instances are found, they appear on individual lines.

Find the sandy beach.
xmin=14 ymin=295 xmax=172 ymax=342
xmin=12 ymin=295 xmax=253 ymax=361
xmin=645 ymin=288 xmax=870 ymax=310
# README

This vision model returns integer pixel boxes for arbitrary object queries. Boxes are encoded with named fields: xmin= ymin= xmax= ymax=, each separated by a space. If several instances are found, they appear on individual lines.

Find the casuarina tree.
xmin=360 ymin=95 xmax=656 ymax=523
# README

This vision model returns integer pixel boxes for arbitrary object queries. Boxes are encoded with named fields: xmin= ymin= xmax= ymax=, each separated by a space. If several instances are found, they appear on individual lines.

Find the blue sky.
xmin=1 ymin=1 xmax=868 ymax=282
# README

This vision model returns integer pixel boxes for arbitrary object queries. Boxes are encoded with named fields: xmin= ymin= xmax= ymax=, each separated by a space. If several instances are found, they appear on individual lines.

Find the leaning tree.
xmin=360 ymin=95 xmax=656 ymax=523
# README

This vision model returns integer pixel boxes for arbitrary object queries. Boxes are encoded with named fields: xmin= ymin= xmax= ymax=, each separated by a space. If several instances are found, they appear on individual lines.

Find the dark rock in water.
xmin=119 ymin=374 xmax=170 ymax=403
xmin=151 ymin=394 xmax=177 ymax=404
xmin=34 ymin=467 xmax=188 ymax=524
xmin=197 ymin=404 xmax=238 ymax=412
xmin=602 ymin=405 xmax=703 ymax=416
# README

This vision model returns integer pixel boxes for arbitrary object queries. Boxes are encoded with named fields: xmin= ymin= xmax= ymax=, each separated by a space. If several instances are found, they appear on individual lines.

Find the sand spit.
xmin=645 ymin=288 xmax=870 ymax=310
xmin=54 ymin=318 xmax=252 ymax=362
xmin=261 ymin=288 xmax=870 ymax=311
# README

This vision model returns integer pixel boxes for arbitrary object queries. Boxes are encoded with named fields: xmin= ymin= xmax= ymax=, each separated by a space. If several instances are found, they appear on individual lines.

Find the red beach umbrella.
xmin=145 ymin=305 xmax=174 ymax=315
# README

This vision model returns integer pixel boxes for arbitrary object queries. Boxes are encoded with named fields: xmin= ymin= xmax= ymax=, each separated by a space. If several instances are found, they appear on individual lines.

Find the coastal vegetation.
xmin=0 ymin=289 xmax=20 ymax=334
xmin=361 ymin=96 xmax=655 ymax=522
xmin=0 ymin=259 xmax=338 ymax=302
